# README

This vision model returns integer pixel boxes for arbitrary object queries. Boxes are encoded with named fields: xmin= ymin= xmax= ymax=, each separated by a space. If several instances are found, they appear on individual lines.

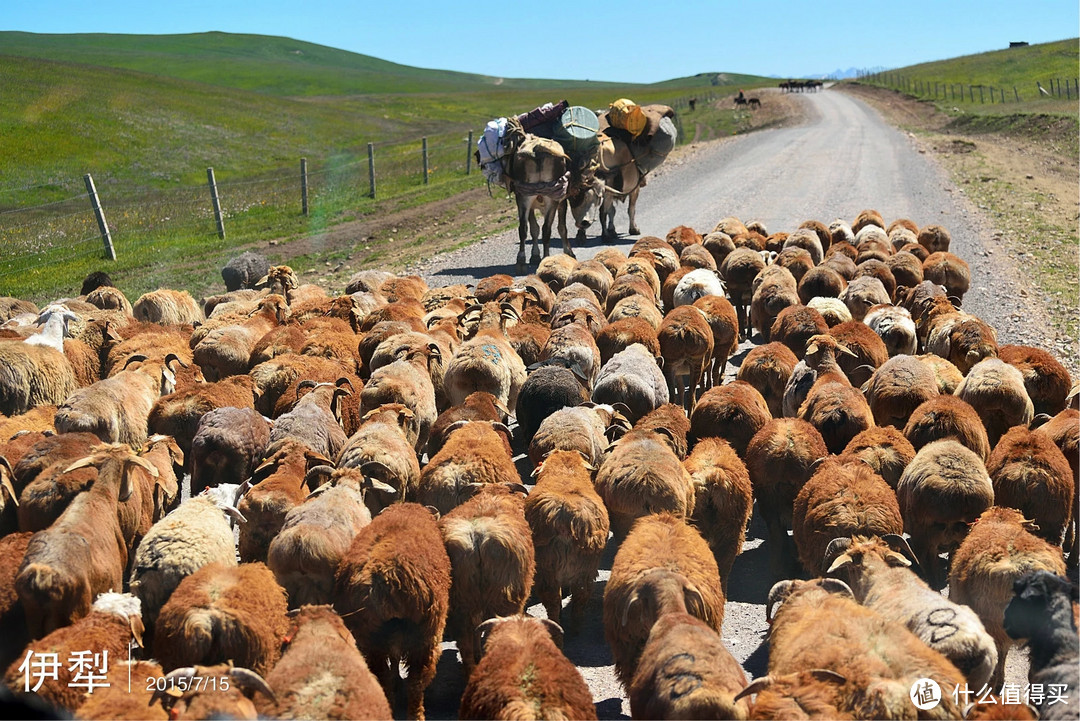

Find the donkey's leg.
xmin=627 ymin=187 xmax=641 ymax=235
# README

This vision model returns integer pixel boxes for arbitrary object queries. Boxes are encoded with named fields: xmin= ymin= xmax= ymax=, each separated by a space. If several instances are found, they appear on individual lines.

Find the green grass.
xmin=857 ymin=38 xmax=1079 ymax=112
xmin=0 ymin=31 xmax=780 ymax=303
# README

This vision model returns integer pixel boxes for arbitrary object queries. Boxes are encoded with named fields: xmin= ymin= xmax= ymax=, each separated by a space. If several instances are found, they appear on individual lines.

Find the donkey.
xmin=596 ymin=133 xmax=643 ymax=241
xmin=505 ymin=135 xmax=572 ymax=273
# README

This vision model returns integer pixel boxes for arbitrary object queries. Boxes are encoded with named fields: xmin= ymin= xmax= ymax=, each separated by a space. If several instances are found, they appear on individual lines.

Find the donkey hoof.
xmin=530 ymin=252 xmax=542 ymax=266
xmin=628 ymin=226 xmax=641 ymax=235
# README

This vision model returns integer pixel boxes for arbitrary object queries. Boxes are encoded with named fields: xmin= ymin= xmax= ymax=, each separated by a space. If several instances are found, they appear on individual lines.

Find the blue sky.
xmin=4 ymin=1 xmax=1078 ymax=83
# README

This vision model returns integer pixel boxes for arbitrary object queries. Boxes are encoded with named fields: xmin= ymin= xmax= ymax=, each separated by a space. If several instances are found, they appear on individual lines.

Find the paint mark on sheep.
xmin=926 ymin=606 xmax=959 ymax=642
xmin=659 ymin=652 xmax=704 ymax=698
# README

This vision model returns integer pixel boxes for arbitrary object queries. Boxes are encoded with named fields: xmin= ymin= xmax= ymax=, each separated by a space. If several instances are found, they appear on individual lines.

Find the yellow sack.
xmin=608 ymin=98 xmax=646 ymax=138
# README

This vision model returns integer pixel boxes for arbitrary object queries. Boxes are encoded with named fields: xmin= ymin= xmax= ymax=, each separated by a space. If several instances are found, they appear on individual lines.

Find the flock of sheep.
xmin=0 ymin=208 xmax=1076 ymax=720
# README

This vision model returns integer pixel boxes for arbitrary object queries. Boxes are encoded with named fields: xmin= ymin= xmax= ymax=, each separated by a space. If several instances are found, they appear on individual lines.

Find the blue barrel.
xmin=553 ymin=106 xmax=600 ymax=160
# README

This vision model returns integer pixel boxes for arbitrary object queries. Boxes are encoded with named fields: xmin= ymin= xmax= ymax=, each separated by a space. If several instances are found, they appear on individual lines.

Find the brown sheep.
xmin=685 ymin=437 xmax=753 ymax=593
xmin=886 ymin=251 xmax=925 ymax=290
xmin=3 ymin=592 xmax=144 ymax=713
xmin=334 ymin=502 xmax=450 ymax=721
xmin=797 ymin=265 xmax=848 ymax=305
xmin=737 ymin=342 xmax=799 ymax=418
xmin=681 ymin=243 xmax=717 ymax=270
xmin=720 ymin=247 xmax=766 ymax=341
xmin=153 ymin=561 xmax=289 ymax=676
xmin=338 ymin=403 xmax=421 ymax=500
xmin=537 ymin=253 xmax=578 ymax=291
xmin=658 ymin=305 xmax=714 ymax=408
xmin=0 ymin=532 xmax=32 ymax=670
xmin=828 ymin=320 xmax=888 ymax=388
xmin=840 ymin=426 xmax=916 ymax=489
xmin=690 ymin=380 xmax=772 ymax=457
xmin=903 ymin=394 xmax=991 ymax=461
xmin=693 ymin=295 xmax=739 ymax=387
xmin=988 ymin=425 xmax=1074 ymax=546
xmin=255 ymin=605 xmax=392 ymax=720
xmin=630 ymin=612 xmax=749 ymax=720
xmin=607 ymin=289 xmax=664 ymax=330
xmin=427 ymin=392 xmax=508 ymax=459
xmin=525 ymin=449 xmax=609 ymax=629
xmin=957 ymin=358 xmax=1035 ymax=448
xmin=603 ymin=513 xmax=725 ymax=690
xmin=417 ymin=420 xmax=520 ymax=516
xmin=595 ymin=317 xmax=660 ymax=366
xmin=797 ymin=335 xmax=875 ymax=455
xmin=238 ymin=439 xmax=328 ymax=564
xmin=924 ymin=303 xmax=999 ymax=376
xmin=75 ymin=660 xmax=168 ymax=720
xmin=189 ymin=406 xmax=270 ymax=494
xmin=792 ymin=457 xmax=903 ymax=576
xmin=266 ymin=467 xmax=379 ymax=607
xmin=148 ymin=373 xmax=257 ymax=462
xmin=746 ymin=418 xmax=829 ymax=576
xmin=1034 ymin=408 xmax=1079 ymax=559
xmin=917 ymin=353 xmax=965 ymax=395
xmin=896 ymin=439 xmax=995 ymax=588
xmin=862 ymin=354 xmax=940 ymax=429
xmin=998 ymin=344 xmax=1072 ymax=417
xmin=751 ymin=265 xmax=800 ymax=342
xmin=148 ymin=663 xmax=274 ymax=720
xmin=853 ymin=259 xmax=897 ymax=300
xmin=763 ymin=577 xmax=965 ymax=719
xmin=770 ymin=305 xmax=829 ymax=361
xmin=950 ymin=506 xmax=1067 ymax=689
xmin=459 ymin=615 xmax=596 ymax=721
xmin=923 ymin=251 xmax=971 ymax=304
xmin=444 ymin=303 xmax=527 ymax=413
xmin=595 ymin=428 xmax=696 ymax=541
xmin=634 ymin=403 xmax=691 ymax=459
xmin=703 ymin=231 xmax=736 ymax=269
xmin=440 ymin=484 xmax=535 ymax=676
xmin=776 ymin=247 xmax=814 ymax=284
xmin=17 ymin=444 xmax=155 ymax=639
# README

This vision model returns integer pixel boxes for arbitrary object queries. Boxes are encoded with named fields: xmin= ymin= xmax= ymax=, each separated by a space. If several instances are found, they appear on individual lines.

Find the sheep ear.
xmin=823 ymin=537 xmax=854 ymax=574
xmin=734 ymin=676 xmax=774 ymax=702
xmin=530 ymin=463 xmax=543 ymax=478
xmin=837 ymin=343 xmax=860 ymax=358
xmin=540 ymin=618 xmax=564 ymax=649
xmin=804 ymin=341 xmax=819 ymax=356
xmin=881 ymin=533 xmax=920 ymax=569
xmin=129 ymin=614 xmax=145 ymax=648
xmin=64 ymin=455 xmax=98 ymax=474
xmin=883 ymin=551 xmax=912 ymax=568
xmin=223 ymin=506 xmax=247 ymax=524
xmin=364 ymin=477 xmax=399 ymax=498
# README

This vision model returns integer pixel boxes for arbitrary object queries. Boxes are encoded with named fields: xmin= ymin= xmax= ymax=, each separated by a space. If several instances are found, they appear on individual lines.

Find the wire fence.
xmin=854 ymin=69 xmax=1080 ymax=104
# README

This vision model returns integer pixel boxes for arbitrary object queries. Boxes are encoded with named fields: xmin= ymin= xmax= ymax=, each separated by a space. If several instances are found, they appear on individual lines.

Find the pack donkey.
xmin=596 ymin=133 xmax=643 ymax=240
xmin=503 ymin=120 xmax=602 ymax=272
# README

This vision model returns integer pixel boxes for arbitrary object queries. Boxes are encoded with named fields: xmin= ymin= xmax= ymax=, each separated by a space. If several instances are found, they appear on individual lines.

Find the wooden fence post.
xmin=1067 ymin=80 xmax=1072 ymax=100
xmin=1014 ymin=86 xmax=1020 ymax=102
xmin=466 ymin=130 xmax=473 ymax=175
xmin=83 ymin=173 xmax=115 ymax=261
xmin=367 ymin=143 xmax=376 ymax=199
xmin=206 ymin=168 xmax=225 ymax=240
xmin=422 ymin=137 xmax=429 ymax=185
xmin=978 ymin=86 xmax=984 ymax=103
xmin=969 ymin=86 xmax=974 ymax=102
xmin=300 ymin=158 xmax=309 ymax=216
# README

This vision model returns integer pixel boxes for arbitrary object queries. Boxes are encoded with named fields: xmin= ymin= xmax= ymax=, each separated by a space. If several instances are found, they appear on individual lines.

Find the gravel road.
xmin=413 ymin=87 xmax=1049 ymax=719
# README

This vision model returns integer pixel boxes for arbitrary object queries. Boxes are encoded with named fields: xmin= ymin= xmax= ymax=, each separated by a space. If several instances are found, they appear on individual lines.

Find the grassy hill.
xmin=0 ymin=31 xmax=628 ymax=96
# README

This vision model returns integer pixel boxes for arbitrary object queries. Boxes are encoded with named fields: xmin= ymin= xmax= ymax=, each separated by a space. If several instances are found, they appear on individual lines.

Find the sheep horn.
xmin=765 ymin=580 xmax=796 ymax=622
xmin=304 ymin=465 xmax=335 ymax=490
xmin=1029 ymin=413 xmax=1052 ymax=430
xmin=490 ymin=422 xmax=513 ymax=440
xmin=0 ymin=462 xmax=19 ymax=508
xmin=733 ymin=676 xmax=774 ymax=702
xmin=540 ymin=618 xmax=564 ymax=649
xmin=150 ymin=667 xmax=197 ymax=705
xmin=122 ymin=354 xmax=149 ymax=370
xmin=621 ymin=592 xmax=639 ymax=627
xmin=296 ymin=379 xmax=319 ymax=399
xmin=335 ymin=377 xmax=355 ymax=392
xmin=492 ymin=286 xmax=513 ymax=300
xmin=228 ymin=668 xmax=276 ymax=701
xmin=817 ymin=578 xmax=856 ymax=599
xmin=881 ymin=533 xmax=920 ymax=569
xmin=809 ymin=669 xmax=847 ymax=684
xmin=823 ymin=537 xmax=854 ymax=574
xmin=164 ymin=353 xmax=188 ymax=370
xmin=444 ymin=420 xmax=472 ymax=436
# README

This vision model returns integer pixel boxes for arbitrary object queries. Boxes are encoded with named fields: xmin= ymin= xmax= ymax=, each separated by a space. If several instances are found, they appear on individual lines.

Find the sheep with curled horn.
xmin=149 ymin=663 xmax=276 ymax=720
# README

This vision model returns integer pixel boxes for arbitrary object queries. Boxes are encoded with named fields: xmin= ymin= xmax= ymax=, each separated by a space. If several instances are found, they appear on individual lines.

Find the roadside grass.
xmin=861 ymin=38 xmax=1078 ymax=109
xmin=2 ymin=33 xmax=783 ymax=303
